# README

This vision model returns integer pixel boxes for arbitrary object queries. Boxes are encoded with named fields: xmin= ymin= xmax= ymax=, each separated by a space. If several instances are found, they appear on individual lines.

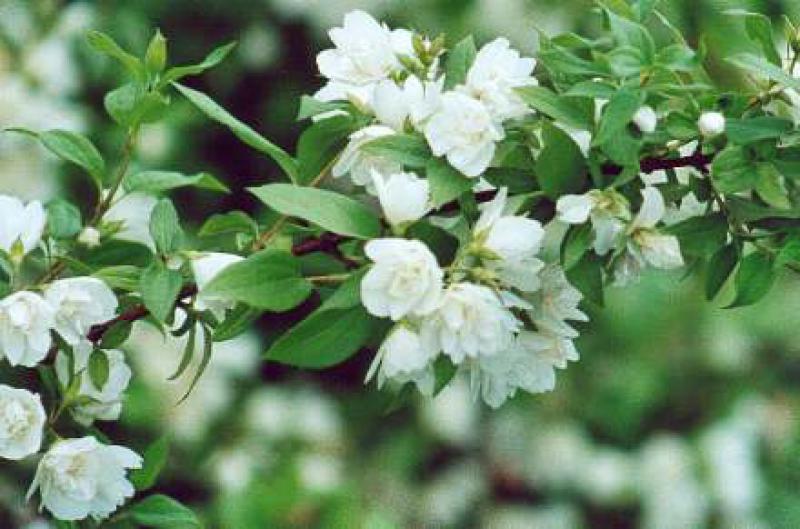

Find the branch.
xmin=86 ymin=285 xmax=198 ymax=343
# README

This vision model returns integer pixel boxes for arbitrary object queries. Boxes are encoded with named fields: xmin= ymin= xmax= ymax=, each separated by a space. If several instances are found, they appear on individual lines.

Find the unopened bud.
xmin=633 ymin=105 xmax=658 ymax=133
xmin=77 ymin=227 xmax=101 ymax=248
xmin=698 ymin=111 xmax=726 ymax=138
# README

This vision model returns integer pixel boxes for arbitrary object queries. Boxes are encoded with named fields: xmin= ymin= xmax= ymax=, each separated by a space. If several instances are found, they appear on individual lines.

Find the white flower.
xmin=0 ymin=291 xmax=55 ymax=367
xmin=361 ymin=239 xmax=443 ymax=321
xmin=425 ymin=92 xmax=505 ymax=177
xmin=474 ymin=188 xmax=545 ymax=291
xmin=633 ymin=105 xmax=658 ymax=133
xmin=372 ymin=170 xmax=430 ymax=229
xmin=556 ymin=189 xmax=630 ymax=255
xmin=45 ymin=277 xmax=118 ymax=345
xmin=314 ymin=10 xmax=411 ymax=109
xmin=472 ymin=337 xmax=556 ymax=408
xmin=372 ymin=76 xmax=443 ymax=132
xmin=191 ymin=252 xmax=245 ymax=319
xmin=332 ymin=125 xmax=403 ymax=191
xmin=518 ymin=329 xmax=580 ymax=370
xmin=0 ymin=195 xmax=46 ymax=256
xmin=629 ymin=186 xmax=684 ymax=269
xmin=77 ymin=227 xmax=101 ymax=248
xmin=527 ymin=265 xmax=588 ymax=338
xmin=29 ymin=436 xmax=142 ymax=521
xmin=460 ymin=37 xmax=537 ymax=122
xmin=420 ymin=282 xmax=521 ymax=363
xmin=698 ymin=111 xmax=726 ymax=137
xmin=0 ymin=385 xmax=45 ymax=460
xmin=55 ymin=342 xmax=132 ymax=426
xmin=103 ymin=192 xmax=157 ymax=250
xmin=366 ymin=326 xmax=436 ymax=395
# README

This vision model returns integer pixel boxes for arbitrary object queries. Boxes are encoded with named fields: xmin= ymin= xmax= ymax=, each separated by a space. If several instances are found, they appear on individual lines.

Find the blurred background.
xmin=2 ymin=0 xmax=800 ymax=528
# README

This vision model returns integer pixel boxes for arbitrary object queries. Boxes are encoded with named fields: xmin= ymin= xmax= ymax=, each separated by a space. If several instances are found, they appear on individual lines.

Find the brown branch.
xmin=292 ymin=232 xmax=360 ymax=269
xmin=86 ymin=284 xmax=198 ymax=344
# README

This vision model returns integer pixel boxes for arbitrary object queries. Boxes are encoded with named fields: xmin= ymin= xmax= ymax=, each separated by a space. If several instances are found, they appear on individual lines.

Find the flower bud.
xmin=77 ymin=227 xmax=101 ymax=248
xmin=372 ymin=170 xmax=430 ymax=230
xmin=633 ymin=105 xmax=658 ymax=133
xmin=698 ymin=111 xmax=726 ymax=137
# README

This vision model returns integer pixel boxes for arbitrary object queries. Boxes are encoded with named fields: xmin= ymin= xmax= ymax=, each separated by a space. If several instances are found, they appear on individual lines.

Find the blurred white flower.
xmin=475 ymin=188 xmax=545 ymax=291
xmin=524 ymin=423 xmax=590 ymax=490
xmin=361 ymin=238 xmax=443 ymax=321
xmin=420 ymin=376 xmax=479 ymax=446
xmin=419 ymin=460 xmax=487 ymax=527
xmin=297 ymin=453 xmax=343 ymax=494
xmin=425 ymin=91 xmax=504 ymax=177
xmin=579 ymin=448 xmax=636 ymax=505
xmin=45 ymin=277 xmax=118 ymax=345
xmin=191 ymin=252 xmax=245 ymax=319
xmin=315 ymin=10 xmax=410 ymax=108
xmin=482 ymin=504 xmax=583 ymax=529
xmin=556 ymin=189 xmax=630 ymax=255
xmin=0 ymin=291 xmax=54 ymax=367
xmin=29 ymin=436 xmax=141 ymax=521
xmin=372 ymin=76 xmax=443 ymax=132
xmin=372 ymin=170 xmax=430 ymax=229
xmin=0 ymin=195 xmax=46 ymax=257
xmin=103 ymin=192 xmax=157 ymax=249
xmin=76 ymin=227 xmax=101 ymax=248
xmin=461 ymin=37 xmax=537 ymax=121
xmin=698 ymin=111 xmax=726 ymax=137
xmin=366 ymin=325 xmax=435 ymax=395
xmin=638 ymin=435 xmax=709 ymax=529
xmin=0 ymin=385 xmax=45 ymax=460
xmin=633 ymin=105 xmax=658 ymax=133
xmin=54 ymin=342 xmax=131 ymax=426
xmin=333 ymin=125 xmax=402 ymax=191
xmin=420 ymin=282 xmax=521 ymax=363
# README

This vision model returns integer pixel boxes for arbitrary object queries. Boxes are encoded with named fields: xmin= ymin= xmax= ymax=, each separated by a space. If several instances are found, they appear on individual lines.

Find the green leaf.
xmin=40 ymin=130 xmax=105 ymax=190
xmin=725 ymin=10 xmax=781 ymax=66
xmin=726 ymin=53 xmax=800 ymax=91
xmin=198 ymin=211 xmax=257 ymax=238
xmin=566 ymin=252 xmax=604 ymax=307
xmin=104 ymin=83 xmax=171 ymax=127
xmin=161 ymin=42 xmax=237 ymax=86
xmin=169 ymin=323 xmax=196 ymax=381
xmin=131 ymin=436 xmax=169 ymax=491
xmin=594 ymin=88 xmax=643 ymax=148
xmin=173 ymin=82 xmax=298 ymax=181
xmin=179 ymin=324 xmax=213 ymax=403
xmin=266 ymin=273 xmax=378 ymax=368
xmin=92 ymin=266 xmax=141 ymax=292
xmin=726 ymin=252 xmax=776 ymax=308
xmin=125 ymin=171 xmax=229 ymax=194
xmin=46 ymin=199 xmax=82 ymax=239
xmin=561 ymin=223 xmax=593 ymax=270
xmin=149 ymin=199 xmax=184 ymax=255
xmin=711 ymin=146 xmax=758 ymax=194
xmin=249 ymin=183 xmax=381 ymax=239
xmin=361 ymin=133 xmax=431 ymax=169
xmin=725 ymin=195 xmax=800 ymax=222
xmin=604 ymin=8 xmax=656 ymax=63
xmin=725 ymin=117 xmax=792 ymax=144
xmin=86 ymin=31 xmax=144 ymax=80
xmin=213 ymin=305 xmax=261 ymax=342
xmin=445 ymin=36 xmax=477 ymax=89
xmin=777 ymin=236 xmax=800 ymax=269
xmin=140 ymin=263 xmax=183 ymax=322
xmin=755 ymin=163 xmax=792 ymax=209
xmin=129 ymin=495 xmax=200 ymax=529
xmin=665 ymin=213 xmax=728 ymax=258
xmin=706 ymin=244 xmax=738 ymax=301
xmin=99 ymin=320 xmax=133 ymax=349
xmin=296 ymin=114 xmax=353 ymax=185
xmin=426 ymin=157 xmax=473 ymax=207
xmin=203 ymin=249 xmax=312 ymax=311
xmin=87 ymin=349 xmax=110 ymax=389
xmin=296 ymin=96 xmax=350 ymax=121
xmin=536 ymin=121 xmax=588 ymax=199
xmin=515 ymin=86 xmax=594 ymax=130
